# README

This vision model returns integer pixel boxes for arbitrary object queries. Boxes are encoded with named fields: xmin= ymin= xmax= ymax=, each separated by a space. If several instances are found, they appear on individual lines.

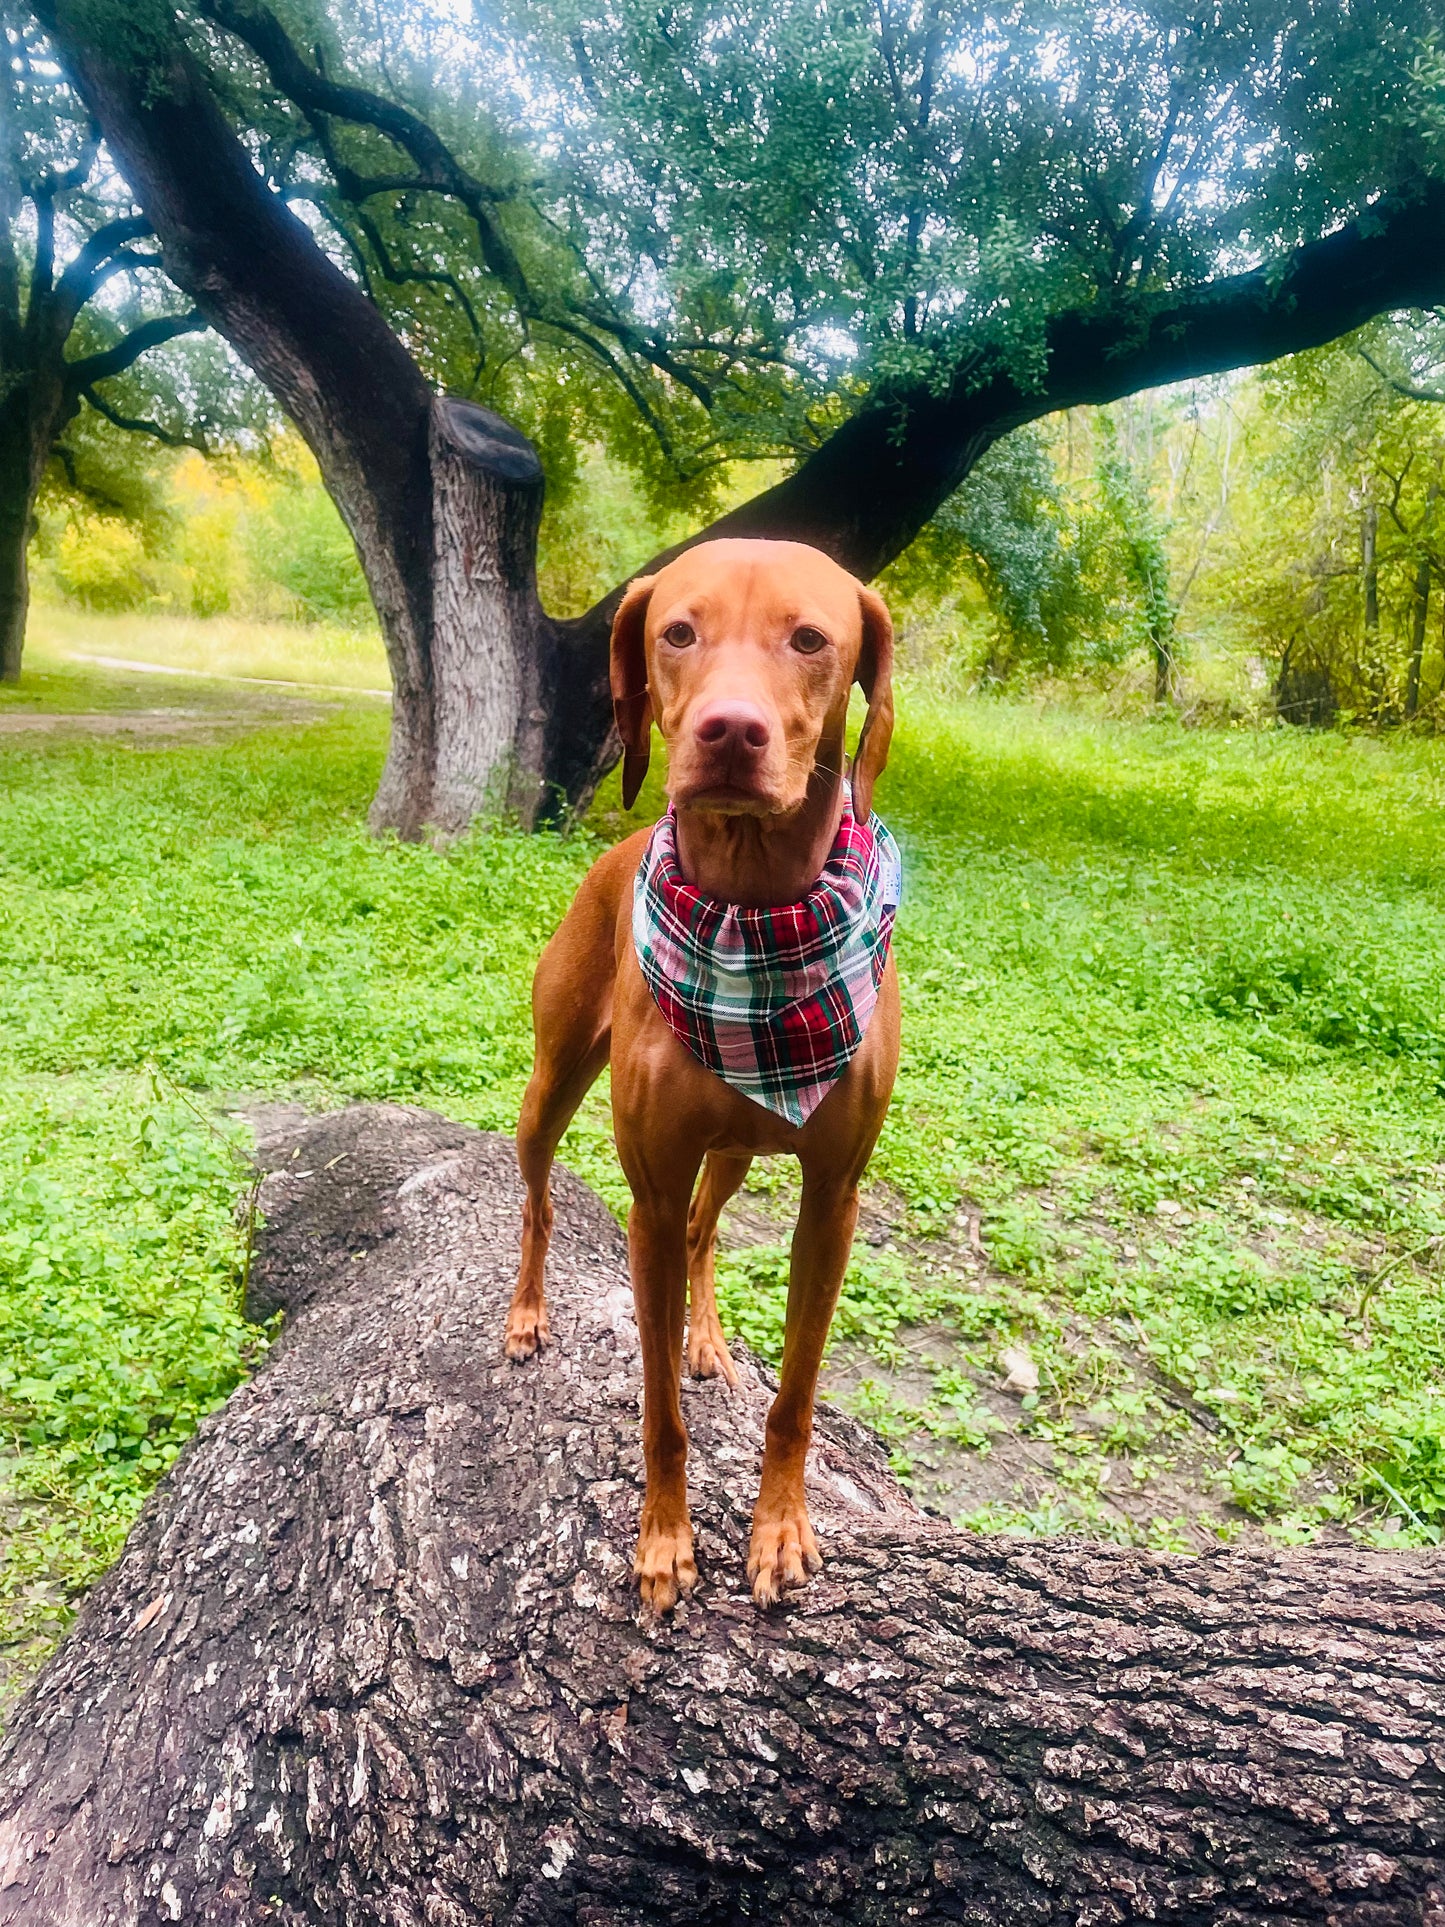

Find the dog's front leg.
xmin=626 ymin=1184 xmax=698 ymax=1612
xmin=748 ymin=1174 xmax=859 ymax=1607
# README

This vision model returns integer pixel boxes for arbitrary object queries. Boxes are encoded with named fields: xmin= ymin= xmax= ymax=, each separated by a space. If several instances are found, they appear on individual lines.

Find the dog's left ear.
xmin=851 ymin=586 xmax=895 ymax=820
xmin=610 ymin=573 xmax=657 ymax=809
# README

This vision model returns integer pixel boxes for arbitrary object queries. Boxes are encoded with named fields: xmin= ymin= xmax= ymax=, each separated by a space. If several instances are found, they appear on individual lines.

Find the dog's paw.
xmin=686 ymin=1312 xmax=739 ymax=1387
xmin=503 ymin=1301 xmax=551 ymax=1362
xmin=634 ymin=1508 xmax=697 ymax=1615
xmin=747 ymin=1502 xmax=821 ymax=1609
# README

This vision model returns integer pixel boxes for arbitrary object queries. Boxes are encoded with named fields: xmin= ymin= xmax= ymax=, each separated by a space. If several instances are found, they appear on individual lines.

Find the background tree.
xmin=1095 ymin=411 xmax=1180 ymax=702
xmin=0 ymin=5 xmax=223 ymax=680
xmin=34 ymin=0 xmax=1445 ymax=830
xmin=879 ymin=426 xmax=1129 ymax=686
xmin=1171 ymin=316 xmax=1445 ymax=725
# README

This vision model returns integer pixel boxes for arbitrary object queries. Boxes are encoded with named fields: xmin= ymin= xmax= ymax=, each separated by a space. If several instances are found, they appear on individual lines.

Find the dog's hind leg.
xmin=684 ymin=1151 xmax=751 ymax=1385
xmin=505 ymin=897 xmax=617 ymax=1363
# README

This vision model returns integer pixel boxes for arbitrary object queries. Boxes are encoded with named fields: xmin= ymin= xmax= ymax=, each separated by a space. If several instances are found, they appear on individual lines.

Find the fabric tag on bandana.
xmin=632 ymin=794 xmax=901 ymax=1126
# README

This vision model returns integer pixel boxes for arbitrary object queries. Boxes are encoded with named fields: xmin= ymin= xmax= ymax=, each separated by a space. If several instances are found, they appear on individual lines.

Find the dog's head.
xmin=608 ymin=538 xmax=894 ymax=820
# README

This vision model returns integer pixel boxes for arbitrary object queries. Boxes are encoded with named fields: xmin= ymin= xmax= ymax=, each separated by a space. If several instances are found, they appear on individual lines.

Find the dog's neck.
xmin=674 ymin=763 xmax=846 ymax=908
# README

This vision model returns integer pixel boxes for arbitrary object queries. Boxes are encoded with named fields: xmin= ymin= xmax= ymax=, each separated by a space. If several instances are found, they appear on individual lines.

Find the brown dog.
xmin=504 ymin=538 xmax=898 ymax=1610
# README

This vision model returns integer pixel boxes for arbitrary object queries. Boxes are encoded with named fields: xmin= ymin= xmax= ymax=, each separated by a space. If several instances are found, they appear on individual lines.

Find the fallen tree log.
xmin=1 ymin=1104 xmax=1443 ymax=1925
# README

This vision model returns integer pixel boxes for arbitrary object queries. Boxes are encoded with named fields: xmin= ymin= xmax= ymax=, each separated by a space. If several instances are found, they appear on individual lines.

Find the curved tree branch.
xmin=81 ymin=381 xmax=211 ymax=451
xmin=679 ymin=176 xmax=1445 ymax=581
xmin=21 ymin=125 xmax=101 ymax=306
xmin=200 ymin=0 xmax=731 ymax=413
xmin=535 ymin=176 xmax=1445 ymax=812
xmin=199 ymin=0 xmax=539 ymax=312
xmin=49 ymin=211 xmax=151 ymax=331
xmin=47 ymin=441 xmax=130 ymax=512
xmin=63 ymin=306 xmax=202 ymax=391
xmin=1357 ymin=343 xmax=1445 ymax=406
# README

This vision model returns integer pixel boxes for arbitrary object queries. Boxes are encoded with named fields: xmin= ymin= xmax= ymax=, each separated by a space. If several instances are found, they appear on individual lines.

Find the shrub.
xmin=52 ymin=516 xmax=159 ymax=612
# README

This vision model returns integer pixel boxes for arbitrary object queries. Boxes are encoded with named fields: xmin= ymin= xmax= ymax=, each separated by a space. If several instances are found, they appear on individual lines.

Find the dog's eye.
xmin=661 ymin=621 xmax=696 ymax=648
xmin=790 ymin=626 xmax=829 ymax=655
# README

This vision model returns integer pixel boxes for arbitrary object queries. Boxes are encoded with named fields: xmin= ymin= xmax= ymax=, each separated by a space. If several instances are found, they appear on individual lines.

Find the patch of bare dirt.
xmin=714 ymin=1167 xmax=1269 ymax=1549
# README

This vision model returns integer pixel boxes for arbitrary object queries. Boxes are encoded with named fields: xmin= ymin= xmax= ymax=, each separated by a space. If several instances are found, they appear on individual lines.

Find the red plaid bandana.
xmin=632 ymin=796 xmax=901 ymax=1125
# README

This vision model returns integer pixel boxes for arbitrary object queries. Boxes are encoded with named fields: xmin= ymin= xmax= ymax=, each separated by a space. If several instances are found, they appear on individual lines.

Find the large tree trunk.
xmin=379 ymin=398 xmax=555 ymax=837
xmin=425 ymin=400 xmax=559 ymax=834
xmin=38 ymin=0 xmax=619 ymax=834
xmin=2 ymin=1103 xmax=1444 ymax=1925
xmin=40 ymin=0 xmax=440 ymax=835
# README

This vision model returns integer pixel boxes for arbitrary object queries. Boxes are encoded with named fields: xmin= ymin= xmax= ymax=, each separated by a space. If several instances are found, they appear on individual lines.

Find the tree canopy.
xmin=491 ymin=0 xmax=1445 ymax=397
xmin=138 ymin=0 xmax=1445 ymax=508
xmin=29 ymin=0 xmax=1445 ymax=826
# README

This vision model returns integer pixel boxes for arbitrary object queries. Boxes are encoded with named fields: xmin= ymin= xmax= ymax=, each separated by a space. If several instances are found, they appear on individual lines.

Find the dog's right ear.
xmin=610 ymin=573 xmax=657 ymax=809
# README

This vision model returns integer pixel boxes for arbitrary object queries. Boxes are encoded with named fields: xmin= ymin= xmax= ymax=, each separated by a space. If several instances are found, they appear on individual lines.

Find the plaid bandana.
xmin=632 ymin=795 xmax=901 ymax=1126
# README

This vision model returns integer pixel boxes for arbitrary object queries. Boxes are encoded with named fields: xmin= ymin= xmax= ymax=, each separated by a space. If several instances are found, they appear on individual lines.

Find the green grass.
xmin=4 ymin=649 xmax=1445 ymax=1698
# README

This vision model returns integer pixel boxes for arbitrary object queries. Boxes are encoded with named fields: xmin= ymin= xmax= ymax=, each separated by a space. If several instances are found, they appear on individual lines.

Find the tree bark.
xmin=0 ymin=407 xmax=35 ymax=684
xmin=1152 ymin=624 xmax=1174 ymax=705
xmin=425 ymin=400 xmax=553 ymax=835
xmin=1361 ymin=500 xmax=1388 ymax=719
xmin=1364 ymin=503 xmax=1381 ymax=640
xmin=1407 ymin=554 xmax=1432 ymax=721
xmin=2 ymin=1103 xmax=1445 ymax=1925
xmin=0 ymin=371 xmax=77 ymax=684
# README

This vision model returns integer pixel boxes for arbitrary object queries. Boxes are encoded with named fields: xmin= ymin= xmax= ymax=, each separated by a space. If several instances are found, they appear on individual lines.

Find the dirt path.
xmin=1 ymin=649 xmax=390 ymax=742
xmin=65 ymin=651 xmax=389 ymax=698
xmin=0 ymin=701 xmax=337 ymax=739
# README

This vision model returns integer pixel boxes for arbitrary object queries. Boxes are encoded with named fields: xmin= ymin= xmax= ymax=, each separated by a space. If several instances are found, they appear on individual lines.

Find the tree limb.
xmin=200 ymin=0 xmax=732 ymax=412
xmin=27 ymin=176 xmax=57 ymax=310
xmin=50 ymin=211 xmax=152 ymax=330
xmin=200 ymin=0 xmax=536 ymax=307
xmin=81 ymin=381 xmax=210 ymax=451
xmin=63 ymin=306 xmax=202 ymax=390
xmin=47 ymin=441 xmax=131 ymax=513
xmin=342 ymin=196 xmax=486 ymax=347
xmin=538 ymin=175 xmax=1445 ymax=812
xmin=21 ymin=125 xmax=100 ymax=305
xmin=674 ymin=173 xmax=1445 ymax=582
xmin=1357 ymin=344 xmax=1445 ymax=405
xmin=1 ymin=1103 xmax=1443 ymax=1925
